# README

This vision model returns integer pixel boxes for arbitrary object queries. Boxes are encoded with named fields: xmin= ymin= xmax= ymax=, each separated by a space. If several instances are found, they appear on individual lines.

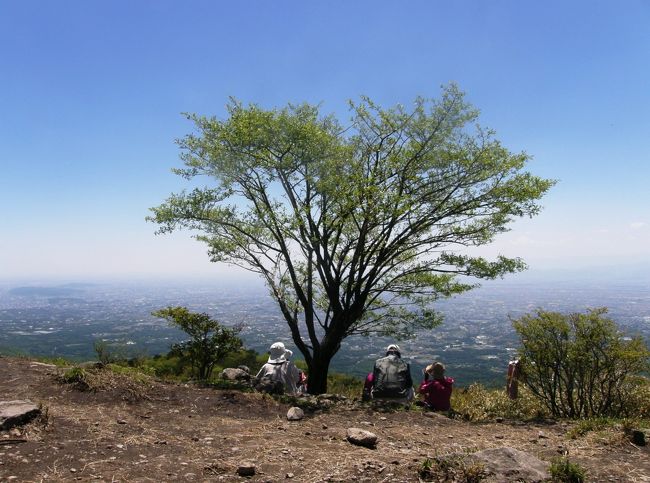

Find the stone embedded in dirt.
xmin=116 ymin=419 xmax=127 ymax=425
xmin=237 ymin=462 xmax=256 ymax=476
xmin=0 ymin=400 xmax=41 ymax=430
xmin=346 ymin=428 xmax=378 ymax=448
xmin=221 ymin=368 xmax=251 ymax=381
xmin=287 ymin=407 xmax=304 ymax=421
xmin=454 ymin=447 xmax=550 ymax=482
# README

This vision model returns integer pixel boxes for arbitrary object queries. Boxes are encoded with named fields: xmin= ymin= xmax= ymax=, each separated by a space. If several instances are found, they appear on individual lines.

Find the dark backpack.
xmin=372 ymin=356 xmax=411 ymax=398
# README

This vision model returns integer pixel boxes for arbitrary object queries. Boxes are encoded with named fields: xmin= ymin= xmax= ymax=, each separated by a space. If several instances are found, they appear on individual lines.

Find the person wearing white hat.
xmin=254 ymin=342 xmax=302 ymax=394
xmin=370 ymin=343 xmax=414 ymax=402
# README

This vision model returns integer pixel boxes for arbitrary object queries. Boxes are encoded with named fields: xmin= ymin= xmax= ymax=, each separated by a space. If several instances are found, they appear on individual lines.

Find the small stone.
xmin=286 ymin=473 xmax=294 ymax=478
xmin=237 ymin=462 xmax=256 ymax=477
xmin=495 ymin=435 xmax=504 ymax=439
xmin=287 ymin=407 xmax=304 ymax=421
xmin=496 ymin=417 xmax=504 ymax=423
xmin=322 ymin=424 xmax=328 ymax=429
xmin=538 ymin=431 xmax=548 ymax=439
xmin=116 ymin=419 xmax=127 ymax=425
xmin=346 ymin=428 xmax=378 ymax=448
xmin=379 ymin=417 xmax=387 ymax=421
xmin=116 ymin=444 xmax=124 ymax=449
xmin=70 ymin=468 xmax=77 ymax=473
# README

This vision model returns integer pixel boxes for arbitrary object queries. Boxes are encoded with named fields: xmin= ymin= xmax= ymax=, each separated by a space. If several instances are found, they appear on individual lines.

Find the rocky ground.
xmin=0 ymin=356 xmax=649 ymax=482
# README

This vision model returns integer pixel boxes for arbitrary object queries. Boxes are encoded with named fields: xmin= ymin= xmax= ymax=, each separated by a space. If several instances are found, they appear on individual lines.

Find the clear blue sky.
xmin=1 ymin=0 xmax=649 ymax=280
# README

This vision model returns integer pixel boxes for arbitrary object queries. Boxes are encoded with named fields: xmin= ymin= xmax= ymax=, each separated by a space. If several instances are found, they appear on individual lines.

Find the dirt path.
xmin=0 ymin=356 xmax=648 ymax=482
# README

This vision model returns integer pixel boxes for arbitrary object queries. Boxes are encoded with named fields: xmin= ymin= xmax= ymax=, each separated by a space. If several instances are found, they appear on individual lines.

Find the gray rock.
xmin=237 ymin=462 xmax=256 ymax=476
xmin=346 ymin=428 xmax=378 ymax=448
xmin=454 ymin=447 xmax=550 ymax=482
xmin=0 ymin=400 xmax=41 ymax=430
xmin=221 ymin=368 xmax=250 ymax=381
xmin=287 ymin=407 xmax=304 ymax=421
xmin=237 ymin=365 xmax=250 ymax=374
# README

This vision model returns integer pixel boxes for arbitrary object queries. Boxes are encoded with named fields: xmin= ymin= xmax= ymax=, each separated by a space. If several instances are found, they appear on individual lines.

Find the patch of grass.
xmin=418 ymin=456 xmax=487 ymax=482
xmin=566 ymin=417 xmax=613 ymax=439
xmin=58 ymin=367 xmax=90 ymax=389
xmin=106 ymin=363 xmax=156 ymax=383
xmin=326 ymin=372 xmax=363 ymax=399
xmin=451 ymin=383 xmax=548 ymax=422
xmin=32 ymin=355 xmax=71 ymax=367
xmin=418 ymin=457 xmax=435 ymax=480
xmin=549 ymin=457 xmax=586 ymax=482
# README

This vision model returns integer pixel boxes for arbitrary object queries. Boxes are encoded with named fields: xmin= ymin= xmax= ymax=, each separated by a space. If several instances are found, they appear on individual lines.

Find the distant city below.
xmin=1 ymin=275 xmax=648 ymax=388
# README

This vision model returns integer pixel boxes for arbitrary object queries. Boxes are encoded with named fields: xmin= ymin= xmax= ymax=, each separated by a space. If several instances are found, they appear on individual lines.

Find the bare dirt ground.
xmin=0 ymin=356 xmax=648 ymax=482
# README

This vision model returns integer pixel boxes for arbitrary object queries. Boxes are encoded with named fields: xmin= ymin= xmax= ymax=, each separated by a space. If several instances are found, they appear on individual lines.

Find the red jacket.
xmin=418 ymin=377 xmax=454 ymax=411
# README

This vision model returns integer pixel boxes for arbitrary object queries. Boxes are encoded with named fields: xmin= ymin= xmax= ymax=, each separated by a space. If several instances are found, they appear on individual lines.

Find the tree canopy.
xmin=149 ymin=84 xmax=554 ymax=393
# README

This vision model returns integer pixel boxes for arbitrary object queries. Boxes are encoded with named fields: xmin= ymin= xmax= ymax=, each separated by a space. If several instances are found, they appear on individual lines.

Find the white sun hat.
xmin=268 ymin=342 xmax=292 ymax=363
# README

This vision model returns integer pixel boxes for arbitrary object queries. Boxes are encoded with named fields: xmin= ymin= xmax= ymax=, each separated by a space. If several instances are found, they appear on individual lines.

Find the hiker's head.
xmin=427 ymin=362 xmax=445 ymax=379
xmin=268 ymin=342 xmax=291 ymax=363
xmin=386 ymin=344 xmax=401 ymax=357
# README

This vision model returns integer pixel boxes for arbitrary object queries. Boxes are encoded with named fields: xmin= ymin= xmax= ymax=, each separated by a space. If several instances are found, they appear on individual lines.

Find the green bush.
xmin=153 ymin=306 xmax=243 ymax=381
xmin=549 ymin=457 xmax=586 ymax=482
xmin=93 ymin=340 xmax=123 ymax=365
xmin=513 ymin=308 xmax=649 ymax=418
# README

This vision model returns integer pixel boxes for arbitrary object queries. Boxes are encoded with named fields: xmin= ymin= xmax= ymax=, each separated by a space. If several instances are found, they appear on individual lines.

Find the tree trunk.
xmin=306 ymin=352 xmax=333 ymax=395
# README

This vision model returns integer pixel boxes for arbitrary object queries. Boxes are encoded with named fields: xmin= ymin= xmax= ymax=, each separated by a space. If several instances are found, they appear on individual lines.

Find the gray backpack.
xmin=372 ymin=356 xmax=411 ymax=398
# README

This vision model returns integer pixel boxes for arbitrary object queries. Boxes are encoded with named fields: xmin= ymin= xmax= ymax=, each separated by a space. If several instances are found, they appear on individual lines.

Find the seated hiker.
xmin=370 ymin=344 xmax=414 ymax=402
xmin=255 ymin=342 xmax=302 ymax=395
xmin=418 ymin=362 xmax=454 ymax=411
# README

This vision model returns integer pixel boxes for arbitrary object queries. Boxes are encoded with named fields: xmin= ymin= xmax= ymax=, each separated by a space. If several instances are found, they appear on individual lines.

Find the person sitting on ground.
xmin=418 ymin=362 xmax=454 ymax=411
xmin=255 ymin=342 xmax=302 ymax=395
xmin=370 ymin=344 xmax=414 ymax=402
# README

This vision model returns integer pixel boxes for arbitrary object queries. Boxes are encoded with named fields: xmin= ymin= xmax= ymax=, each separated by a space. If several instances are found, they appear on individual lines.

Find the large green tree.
xmin=149 ymin=85 xmax=554 ymax=394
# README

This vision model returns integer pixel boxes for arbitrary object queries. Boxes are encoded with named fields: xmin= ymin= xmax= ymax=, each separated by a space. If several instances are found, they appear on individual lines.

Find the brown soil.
xmin=0 ymin=356 xmax=648 ymax=482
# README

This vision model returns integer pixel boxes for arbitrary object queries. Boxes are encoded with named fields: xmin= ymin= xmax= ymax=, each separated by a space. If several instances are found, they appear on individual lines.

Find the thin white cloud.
xmin=630 ymin=222 xmax=647 ymax=230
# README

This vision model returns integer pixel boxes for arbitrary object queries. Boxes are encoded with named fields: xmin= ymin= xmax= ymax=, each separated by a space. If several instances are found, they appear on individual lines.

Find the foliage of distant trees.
xmin=149 ymin=84 xmax=554 ymax=393
xmin=153 ymin=306 xmax=243 ymax=381
xmin=513 ymin=308 xmax=650 ymax=418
